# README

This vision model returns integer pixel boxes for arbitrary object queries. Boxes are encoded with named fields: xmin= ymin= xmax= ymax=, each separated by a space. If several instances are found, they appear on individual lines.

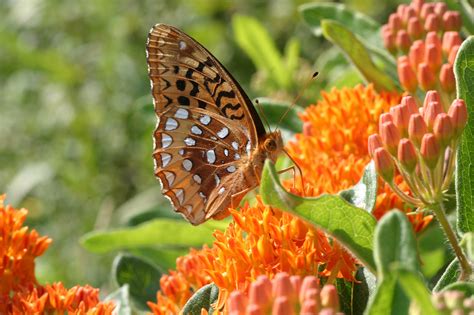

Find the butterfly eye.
xmin=264 ymin=139 xmax=277 ymax=152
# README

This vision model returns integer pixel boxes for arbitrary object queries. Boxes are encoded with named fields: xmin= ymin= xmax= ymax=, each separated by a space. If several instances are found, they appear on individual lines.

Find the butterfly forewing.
xmin=147 ymin=24 xmax=269 ymax=224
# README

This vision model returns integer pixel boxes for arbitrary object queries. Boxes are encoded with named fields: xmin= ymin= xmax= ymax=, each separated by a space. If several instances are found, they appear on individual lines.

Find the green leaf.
xmin=320 ymin=20 xmax=396 ymax=92
xmin=129 ymin=247 xmax=188 ymax=271
xmin=433 ymin=259 xmax=461 ymax=292
xmin=461 ymin=232 xmax=474 ymax=261
xmin=339 ymin=161 xmax=377 ymax=212
xmin=113 ymin=254 xmax=162 ymax=310
xmin=104 ymin=285 xmax=132 ymax=315
xmin=182 ymin=283 xmax=219 ymax=315
xmin=374 ymin=210 xmax=420 ymax=277
xmin=454 ymin=36 xmax=474 ymax=234
xmin=336 ymin=267 xmax=377 ymax=315
xmin=459 ymin=0 xmax=474 ymax=35
xmin=366 ymin=276 xmax=410 ymax=315
xmin=299 ymin=2 xmax=381 ymax=48
xmin=442 ymin=281 xmax=474 ymax=295
xmin=80 ymin=219 xmax=227 ymax=253
xmin=260 ymin=160 xmax=377 ymax=273
xmin=254 ymin=97 xmax=303 ymax=133
xmin=397 ymin=267 xmax=440 ymax=315
xmin=232 ymin=15 xmax=290 ymax=89
xmin=284 ymin=38 xmax=300 ymax=78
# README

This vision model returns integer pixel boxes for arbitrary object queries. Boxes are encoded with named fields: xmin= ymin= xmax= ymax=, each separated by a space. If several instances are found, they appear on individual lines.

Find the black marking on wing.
xmin=215 ymin=90 xmax=236 ymax=108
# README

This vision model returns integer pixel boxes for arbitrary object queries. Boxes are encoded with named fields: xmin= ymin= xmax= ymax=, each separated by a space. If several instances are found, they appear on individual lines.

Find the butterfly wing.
xmin=146 ymin=24 xmax=265 ymax=224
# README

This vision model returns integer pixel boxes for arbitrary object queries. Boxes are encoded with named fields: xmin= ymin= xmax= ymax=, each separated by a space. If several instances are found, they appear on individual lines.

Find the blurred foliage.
xmin=0 ymin=0 xmax=406 ymax=293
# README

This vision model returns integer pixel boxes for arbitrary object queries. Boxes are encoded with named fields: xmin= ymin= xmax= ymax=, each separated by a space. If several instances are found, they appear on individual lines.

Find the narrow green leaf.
xmin=454 ymin=37 xmax=474 ymax=234
xmin=339 ymin=161 xmax=377 ymax=212
xmin=299 ymin=2 xmax=381 ymax=48
xmin=442 ymin=281 xmax=474 ymax=295
xmin=433 ymin=259 xmax=461 ymax=292
xmin=232 ymin=15 xmax=290 ymax=89
xmin=374 ymin=210 xmax=420 ymax=277
xmin=461 ymin=232 xmax=474 ymax=261
xmin=254 ymin=97 xmax=303 ymax=133
xmin=113 ymin=254 xmax=162 ymax=310
xmin=104 ymin=285 xmax=132 ymax=315
xmin=284 ymin=38 xmax=300 ymax=78
xmin=182 ymin=283 xmax=219 ymax=315
xmin=80 ymin=219 xmax=227 ymax=253
xmin=336 ymin=267 xmax=376 ymax=315
xmin=366 ymin=276 xmax=409 ymax=315
xmin=397 ymin=267 xmax=440 ymax=315
xmin=260 ymin=160 xmax=377 ymax=273
xmin=459 ymin=0 xmax=474 ymax=35
xmin=129 ymin=248 xmax=188 ymax=271
xmin=320 ymin=20 xmax=396 ymax=92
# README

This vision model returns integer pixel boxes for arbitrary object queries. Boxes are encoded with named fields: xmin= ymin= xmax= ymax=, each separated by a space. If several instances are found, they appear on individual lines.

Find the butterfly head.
xmin=262 ymin=131 xmax=283 ymax=162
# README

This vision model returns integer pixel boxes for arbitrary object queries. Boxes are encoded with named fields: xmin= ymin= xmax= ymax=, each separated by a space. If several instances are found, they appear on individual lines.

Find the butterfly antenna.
xmin=277 ymin=71 xmax=319 ymax=128
xmin=282 ymin=148 xmax=306 ymax=196
xmin=255 ymin=99 xmax=272 ymax=133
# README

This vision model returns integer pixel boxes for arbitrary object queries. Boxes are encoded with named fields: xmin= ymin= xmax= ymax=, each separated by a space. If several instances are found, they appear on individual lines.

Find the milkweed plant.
xmin=1 ymin=0 xmax=473 ymax=314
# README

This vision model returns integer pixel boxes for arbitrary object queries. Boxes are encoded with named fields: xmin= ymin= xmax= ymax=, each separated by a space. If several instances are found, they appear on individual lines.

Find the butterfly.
xmin=146 ymin=24 xmax=283 ymax=225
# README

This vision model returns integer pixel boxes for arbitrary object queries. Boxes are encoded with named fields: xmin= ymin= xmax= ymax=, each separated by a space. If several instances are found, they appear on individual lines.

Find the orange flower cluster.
xmin=0 ymin=195 xmax=115 ymax=314
xmin=149 ymin=199 xmax=358 ymax=314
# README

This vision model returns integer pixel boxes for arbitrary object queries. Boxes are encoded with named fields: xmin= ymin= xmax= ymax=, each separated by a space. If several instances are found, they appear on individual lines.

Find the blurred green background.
xmin=0 ymin=0 xmax=402 ymax=292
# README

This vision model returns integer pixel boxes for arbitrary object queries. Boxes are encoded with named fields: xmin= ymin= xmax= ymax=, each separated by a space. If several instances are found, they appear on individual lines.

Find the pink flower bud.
xmin=397 ymin=5 xmax=408 ymax=20
xmin=320 ymin=285 xmax=339 ymax=310
xmin=420 ymin=133 xmax=440 ymax=168
xmin=409 ymin=113 xmax=428 ymax=147
xmin=424 ymin=101 xmax=444 ymax=130
xmin=382 ymin=31 xmax=397 ymax=53
xmin=250 ymin=277 xmax=272 ymax=306
xmin=381 ymin=121 xmax=401 ymax=155
xmin=434 ymin=2 xmax=447 ymax=16
xmin=443 ymin=11 xmax=462 ymax=31
xmin=374 ymin=148 xmax=395 ymax=182
xmin=396 ymin=30 xmax=412 ymax=53
xmin=403 ymin=6 xmax=417 ymax=24
xmin=379 ymin=112 xmax=394 ymax=131
xmin=425 ymin=44 xmax=442 ymax=73
xmin=290 ymin=276 xmax=302 ymax=296
xmin=417 ymin=63 xmax=436 ymax=91
xmin=272 ymin=296 xmax=294 ymax=315
xmin=448 ymin=45 xmax=460 ymax=65
xmin=442 ymin=32 xmax=462 ymax=57
xmin=247 ymin=305 xmax=264 ymax=315
xmin=368 ymin=134 xmax=383 ymax=157
xmin=401 ymin=95 xmax=419 ymax=116
xmin=409 ymin=40 xmax=425 ymax=69
xmin=420 ymin=3 xmax=435 ymax=20
xmin=398 ymin=138 xmax=418 ymax=173
xmin=229 ymin=291 xmax=247 ymax=313
xmin=423 ymin=90 xmax=441 ymax=108
xmin=408 ymin=17 xmax=424 ymax=40
xmin=440 ymin=63 xmax=455 ymax=94
xmin=424 ymin=13 xmax=441 ymax=32
xmin=425 ymin=32 xmax=442 ymax=51
xmin=273 ymin=272 xmax=294 ymax=301
xmin=397 ymin=61 xmax=418 ymax=93
xmin=448 ymin=99 xmax=468 ymax=138
xmin=388 ymin=13 xmax=403 ymax=31
xmin=433 ymin=113 xmax=454 ymax=147
xmin=301 ymin=300 xmax=318 ymax=315
xmin=392 ymin=104 xmax=411 ymax=136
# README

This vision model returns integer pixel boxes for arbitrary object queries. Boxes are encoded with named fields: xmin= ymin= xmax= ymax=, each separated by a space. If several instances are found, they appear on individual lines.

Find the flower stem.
xmin=431 ymin=201 xmax=472 ymax=281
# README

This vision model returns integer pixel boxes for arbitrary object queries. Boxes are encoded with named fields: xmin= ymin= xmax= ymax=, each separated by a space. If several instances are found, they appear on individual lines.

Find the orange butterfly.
xmin=146 ymin=24 xmax=283 ymax=225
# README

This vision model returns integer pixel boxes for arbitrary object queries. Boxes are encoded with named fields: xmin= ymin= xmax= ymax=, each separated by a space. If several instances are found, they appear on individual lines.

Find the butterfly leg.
xmin=277 ymin=166 xmax=306 ymax=196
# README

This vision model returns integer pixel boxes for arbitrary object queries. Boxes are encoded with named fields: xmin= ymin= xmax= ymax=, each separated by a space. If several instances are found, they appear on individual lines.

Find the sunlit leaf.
xmin=339 ymin=161 xmax=377 ymax=212
xmin=182 ymin=283 xmax=219 ymax=315
xmin=104 ymin=285 xmax=132 ymax=315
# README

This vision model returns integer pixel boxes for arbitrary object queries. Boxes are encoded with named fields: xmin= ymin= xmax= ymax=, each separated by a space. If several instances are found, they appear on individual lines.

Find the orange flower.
xmin=0 ymin=195 xmax=115 ymax=314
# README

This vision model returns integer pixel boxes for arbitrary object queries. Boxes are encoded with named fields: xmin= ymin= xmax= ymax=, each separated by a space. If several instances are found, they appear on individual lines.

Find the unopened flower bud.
xmin=301 ymin=300 xmax=318 ymax=314
xmin=424 ymin=13 xmax=441 ymax=32
xmin=374 ymin=148 xmax=395 ymax=182
xmin=247 ymin=304 xmax=264 ymax=315
xmin=403 ymin=6 xmax=417 ymax=24
xmin=439 ymin=63 xmax=455 ymax=94
xmin=388 ymin=13 xmax=403 ymax=31
xmin=408 ymin=17 xmax=424 ymax=40
xmin=368 ymin=134 xmax=383 ymax=157
xmin=424 ymin=101 xmax=444 ymax=130
xmin=392 ymin=104 xmax=411 ymax=136
xmin=420 ymin=3 xmax=434 ymax=20
xmin=434 ymin=2 xmax=447 ymax=16
xmin=379 ymin=112 xmax=394 ymax=131
xmin=448 ymin=45 xmax=460 ymax=65
xmin=320 ymin=285 xmax=339 ymax=310
xmin=423 ymin=90 xmax=441 ymax=108
xmin=398 ymin=61 xmax=418 ymax=93
xmin=299 ymin=276 xmax=319 ymax=303
xmin=398 ymin=139 xmax=418 ymax=173
xmin=420 ymin=133 xmax=440 ymax=169
xmin=409 ymin=40 xmax=425 ymax=70
xmin=381 ymin=121 xmax=401 ymax=155
xmin=442 ymin=32 xmax=462 ymax=57
xmin=383 ymin=31 xmax=397 ymax=54
xmin=448 ymin=99 xmax=468 ymax=138
xmin=397 ymin=5 xmax=408 ymax=20
xmin=417 ymin=63 xmax=436 ymax=91
xmin=443 ymin=11 xmax=462 ymax=31
xmin=273 ymin=272 xmax=295 ymax=301
xmin=410 ymin=0 xmax=424 ymax=14
xmin=409 ymin=113 xmax=428 ymax=147
xmin=396 ymin=30 xmax=412 ymax=53
xmin=401 ymin=95 xmax=419 ymax=116
xmin=229 ymin=291 xmax=247 ymax=313
xmin=433 ymin=113 xmax=454 ymax=147
xmin=425 ymin=44 xmax=442 ymax=73
xmin=250 ymin=278 xmax=272 ymax=307
xmin=425 ymin=32 xmax=442 ymax=51
xmin=443 ymin=291 xmax=465 ymax=309
xmin=272 ymin=296 xmax=294 ymax=315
